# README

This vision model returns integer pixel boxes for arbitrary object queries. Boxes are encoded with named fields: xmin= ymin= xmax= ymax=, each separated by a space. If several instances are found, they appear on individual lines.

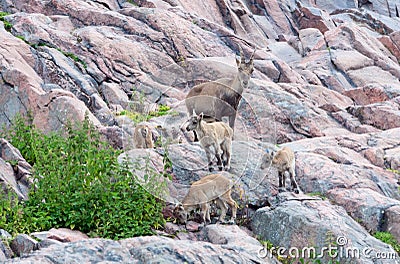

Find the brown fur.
xmin=184 ymin=111 xmax=233 ymax=171
xmin=260 ymin=147 xmax=300 ymax=194
xmin=185 ymin=47 xmax=255 ymax=129
xmin=133 ymin=124 xmax=154 ymax=149
xmin=174 ymin=173 xmax=237 ymax=225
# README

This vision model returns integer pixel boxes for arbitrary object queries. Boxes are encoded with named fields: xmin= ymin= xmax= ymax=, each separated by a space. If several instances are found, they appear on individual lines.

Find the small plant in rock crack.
xmin=56 ymin=48 xmax=87 ymax=69
xmin=0 ymin=114 xmax=165 ymax=239
xmin=0 ymin=12 xmax=12 ymax=32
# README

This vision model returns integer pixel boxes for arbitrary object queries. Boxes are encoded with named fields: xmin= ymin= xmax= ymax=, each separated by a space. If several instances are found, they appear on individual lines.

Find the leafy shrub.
xmin=0 ymin=115 xmax=165 ymax=239
xmin=373 ymin=231 xmax=400 ymax=254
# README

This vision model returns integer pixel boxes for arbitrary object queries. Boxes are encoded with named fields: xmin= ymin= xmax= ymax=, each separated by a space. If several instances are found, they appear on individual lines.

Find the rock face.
xmin=6 ymin=225 xmax=278 ymax=263
xmin=0 ymin=138 xmax=32 ymax=200
xmin=251 ymin=193 xmax=398 ymax=264
xmin=1 ymin=0 xmax=400 ymax=262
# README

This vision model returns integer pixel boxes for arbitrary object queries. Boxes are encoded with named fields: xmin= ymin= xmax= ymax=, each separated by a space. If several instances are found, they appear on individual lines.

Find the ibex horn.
xmin=238 ymin=45 xmax=245 ymax=64
xmin=249 ymin=47 xmax=256 ymax=62
xmin=192 ymin=109 xmax=196 ymax=116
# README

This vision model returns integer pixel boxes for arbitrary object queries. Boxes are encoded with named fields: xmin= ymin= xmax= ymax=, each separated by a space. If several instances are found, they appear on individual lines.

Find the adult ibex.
xmin=260 ymin=147 xmax=300 ymax=194
xmin=185 ymin=46 xmax=255 ymax=134
xmin=174 ymin=173 xmax=237 ymax=225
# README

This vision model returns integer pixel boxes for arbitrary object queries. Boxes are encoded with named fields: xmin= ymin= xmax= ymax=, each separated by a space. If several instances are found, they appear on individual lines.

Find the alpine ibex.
xmin=260 ymin=147 xmax=300 ymax=194
xmin=174 ymin=173 xmax=237 ymax=225
xmin=133 ymin=124 xmax=154 ymax=149
xmin=185 ymin=46 xmax=255 ymax=133
xmin=184 ymin=110 xmax=233 ymax=171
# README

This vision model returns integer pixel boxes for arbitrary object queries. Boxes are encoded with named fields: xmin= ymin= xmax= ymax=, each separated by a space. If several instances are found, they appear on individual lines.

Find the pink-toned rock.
xmin=362 ymin=147 xmax=385 ymax=168
xmin=384 ymin=147 xmax=400 ymax=170
xmin=285 ymin=135 xmax=400 ymax=200
xmin=99 ymin=82 xmax=129 ymax=109
xmin=347 ymin=66 xmax=400 ymax=87
xmin=46 ymin=228 xmax=89 ymax=243
xmin=34 ymin=90 xmax=101 ymax=133
xmin=294 ymin=5 xmax=335 ymax=33
xmin=185 ymin=221 xmax=202 ymax=232
xmin=326 ymin=24 xmax=400 ymax=79
xmin=378 ymin=34 xmax=400 ymax=62
xmin=295 ymin=50 xmax=355 ymax=92
xmin=202 ymin=224 xmax=265 ymax=256
xmin=330 ymin=50 xmax=374 ymax=72
xmin=298 ymin=28 xmax=326 ymax=56
xmin=252 ymin=193 xmax=397 ymax=264
xmin=331 ymin=110 xmax=381 ymax=134
xmin=326 ymin=188 xmax=400 ymax=233
xmin=344 ymin=85 xmax=392 ymax=105
xmin=99 ymin=125 xmax=134 ymax=150
xmin=383 ymin=206 xmax=400 ymax=243
xmin=348 ymin=102 xmax=400 ymax=130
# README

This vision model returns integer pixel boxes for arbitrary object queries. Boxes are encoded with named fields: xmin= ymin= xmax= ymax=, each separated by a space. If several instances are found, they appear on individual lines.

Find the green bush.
xmin=373 ymin=231 xmax=400 ymax=254
xmin=0 ymin=115 xmax=165 ymax=239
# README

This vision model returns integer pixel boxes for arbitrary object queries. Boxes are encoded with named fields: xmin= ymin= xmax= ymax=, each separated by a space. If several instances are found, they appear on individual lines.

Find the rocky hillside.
xmin=1 ymin=0 xmax=400 ymax=263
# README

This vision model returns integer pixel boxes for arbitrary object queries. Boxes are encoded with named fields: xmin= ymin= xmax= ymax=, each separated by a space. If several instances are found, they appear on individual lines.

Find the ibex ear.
xmin=235 ymin=57 xmax=241 ymax=66
xmin=199 ymin=112 xmax=204 ymax=120
xmin=192 ymin=109 xmax=197 ymax=116
xmin=174 ymin=202 xmax=184 ymax=210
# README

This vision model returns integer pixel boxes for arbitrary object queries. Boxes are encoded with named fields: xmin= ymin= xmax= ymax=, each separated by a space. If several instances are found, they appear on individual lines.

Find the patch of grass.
xmin=386 ymin=168 xmax=400 ymax=175
xmin=56 ymin=48 xmax=87 ymax=69
xmin=12 ymin=34 xmax=87 ymax=69
xmin=126 ymin=0 xmax=139 ymax=6
xmin=373 ymin=231 xmax=400 ymax=254
xmin=306 ymin=192 xmax=327 ymax=200
xmin=0 ymin=11 xmax=12 ymax=32
xmin=0 ymin=114 xmax=165 ymax=239
xmin=117 ymin=104 xmax=177 ymax=124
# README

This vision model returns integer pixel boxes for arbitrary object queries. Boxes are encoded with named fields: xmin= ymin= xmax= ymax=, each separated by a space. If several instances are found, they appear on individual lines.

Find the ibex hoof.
xmin=278 ymin=187 xmax=286 ymax=193
xmin=218 ymin=167 xmax=223 ymax=171
xmin=208 ymin=167 xmax=214 ymax=172
xmin=294 ymin=188 xmax=300 ymax=194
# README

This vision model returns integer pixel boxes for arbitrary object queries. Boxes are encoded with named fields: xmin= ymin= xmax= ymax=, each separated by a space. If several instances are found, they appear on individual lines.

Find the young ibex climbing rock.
xmin=184 ymin=110 xmax=233 ymax=171
xmin=174 ymin=173 xmax=237 ymax=225
xmin=185 ymin=46 xmax=255 ymax=133
xmin=260 ymin=146 xmax=300 ymax=194
xmin=133 ymin=124 xmax=154 ymax=149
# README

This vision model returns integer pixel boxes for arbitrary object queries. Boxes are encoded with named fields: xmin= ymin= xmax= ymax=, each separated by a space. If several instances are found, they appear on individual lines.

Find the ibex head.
xmin=236 ymin=46 xmax=255 ymax=88
xmin=260 ymin=148 xmax=275 ymax=169
xmin=185 ymin=110 xmax=204 ymax=132
xmin=173 ymin=202 xmax=188 ymax=224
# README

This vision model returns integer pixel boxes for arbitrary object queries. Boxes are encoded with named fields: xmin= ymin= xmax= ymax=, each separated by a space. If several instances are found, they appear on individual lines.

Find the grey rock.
xmin=251 ymin=193 xmax=398 ymax=264
xmin=383 ymin=206 xmax=400 ymax=244
xmin=10 ymin=234 xmax=38 ymax=257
